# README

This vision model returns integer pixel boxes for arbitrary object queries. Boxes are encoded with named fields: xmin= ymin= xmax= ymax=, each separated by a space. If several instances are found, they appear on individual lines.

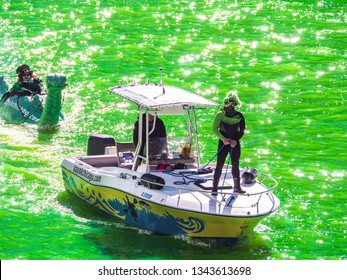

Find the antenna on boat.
xmin=159 ymin=67 xmax=165 ymax=94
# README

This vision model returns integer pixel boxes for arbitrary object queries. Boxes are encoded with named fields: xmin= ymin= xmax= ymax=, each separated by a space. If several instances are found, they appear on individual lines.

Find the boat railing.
xmin=133 ymin=171 xmax=278 ymax=211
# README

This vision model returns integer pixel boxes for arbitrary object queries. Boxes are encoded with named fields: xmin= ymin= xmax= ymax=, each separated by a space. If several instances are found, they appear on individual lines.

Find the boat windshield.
xmin=133 ymin=109 xmax=198 ymax=171
xmin=148 ymin=137 xmax=168 ymax=159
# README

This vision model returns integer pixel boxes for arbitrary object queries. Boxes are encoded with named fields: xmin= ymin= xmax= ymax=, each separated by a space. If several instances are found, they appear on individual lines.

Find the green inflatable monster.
xmin=0 ymin=66 xmax=67 ymax=130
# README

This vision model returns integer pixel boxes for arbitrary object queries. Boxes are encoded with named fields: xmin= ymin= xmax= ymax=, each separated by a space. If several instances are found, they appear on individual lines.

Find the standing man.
xmin=212 ymin=91 xmax=246 ymax=195
xmin=133 ymin=113 xmax=167 ymax=163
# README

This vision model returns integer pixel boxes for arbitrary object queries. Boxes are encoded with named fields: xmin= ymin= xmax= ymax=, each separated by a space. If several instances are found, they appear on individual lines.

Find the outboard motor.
xmin=87 ymin=134 xmax=116 ymax=155
xmin=241 ymin=167 xmax=258 ymax=184
xmin=140 ymin=173 xmax=165 ymax=190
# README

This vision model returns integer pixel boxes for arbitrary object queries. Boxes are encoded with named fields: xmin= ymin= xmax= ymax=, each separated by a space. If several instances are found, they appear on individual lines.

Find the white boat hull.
xmin=61 ymin=156 xmax=280 ymax=239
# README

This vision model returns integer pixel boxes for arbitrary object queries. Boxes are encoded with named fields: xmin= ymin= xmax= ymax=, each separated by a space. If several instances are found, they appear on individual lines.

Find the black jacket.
xmin=133 ymin=114 xmax=167 ymax=146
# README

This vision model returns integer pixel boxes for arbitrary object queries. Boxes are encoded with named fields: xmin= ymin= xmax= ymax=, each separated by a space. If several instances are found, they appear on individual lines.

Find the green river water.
xmin=0 ymin=0 xmax=346 ymax=260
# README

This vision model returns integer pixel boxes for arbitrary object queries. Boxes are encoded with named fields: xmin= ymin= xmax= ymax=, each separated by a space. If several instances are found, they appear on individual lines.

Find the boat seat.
xmin=79 ymin=155 xmax=119 ymax=168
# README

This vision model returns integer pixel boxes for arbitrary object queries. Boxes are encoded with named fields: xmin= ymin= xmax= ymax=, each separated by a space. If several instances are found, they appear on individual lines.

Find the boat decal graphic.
xmin=63 ymin=170 xmax=209 ymax=234
xmin=62 ymin=171 xmax=84 ymax=197
xmin=73 ymin=165 xmax=102 ymax=182
xmin=164 ymin=212 xmax=206 ymax=234
xmin=62 ymin=170 xmax=122 ymax=218
xmin=122 ymin=196 xmax=138 ymax=221
xmin=141 ymin=192 xmax=152 ymax=199
xmin=4 ymin=98 xmax=40 ymax=122
xmin=240 ymin=221 xmax=249 ymax=236
xmin=91 ymin=196 xmax=119 ymax=216
xmin=139 ymin=200 xmax=151 ymax=210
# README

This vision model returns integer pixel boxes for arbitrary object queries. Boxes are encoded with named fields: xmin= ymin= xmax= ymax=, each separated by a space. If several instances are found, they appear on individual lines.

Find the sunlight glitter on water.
xmin=1 ymin=0 xmax=346 ymax=261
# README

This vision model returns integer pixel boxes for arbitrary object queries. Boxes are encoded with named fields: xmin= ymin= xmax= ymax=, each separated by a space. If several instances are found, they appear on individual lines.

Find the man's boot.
xmin=211 ymin=180 xmax=219 ymax=196
xmin=233 ymin=178 xmax=246 ymax=194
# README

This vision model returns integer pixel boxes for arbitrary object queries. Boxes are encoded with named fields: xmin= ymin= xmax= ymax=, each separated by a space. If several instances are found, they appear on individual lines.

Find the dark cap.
xmin=16 ymin=64 xmax=31 ymax=75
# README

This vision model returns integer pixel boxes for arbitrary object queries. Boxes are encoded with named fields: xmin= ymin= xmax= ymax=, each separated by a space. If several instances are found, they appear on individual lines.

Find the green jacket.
xmin=212 ymin=110 xmax=242 ymax=141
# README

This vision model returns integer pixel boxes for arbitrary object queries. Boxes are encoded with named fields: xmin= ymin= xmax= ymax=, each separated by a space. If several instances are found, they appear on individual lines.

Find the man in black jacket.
xmin=212 ymin=92 xmax=246 ymax=195
xmin=133 ymin=113 xmax=167 ymax=161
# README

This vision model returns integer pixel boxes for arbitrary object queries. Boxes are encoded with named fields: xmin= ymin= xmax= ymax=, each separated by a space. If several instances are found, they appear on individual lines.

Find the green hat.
xmin=221 ymin=91 xmax=242 ymax=109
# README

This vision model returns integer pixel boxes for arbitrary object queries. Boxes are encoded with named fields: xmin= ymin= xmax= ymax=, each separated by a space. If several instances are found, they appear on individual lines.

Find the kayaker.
xmin=1 ymin=64 xmax=43 ymax=102
xmin=11 ymin=64 xmax=43 ymax=95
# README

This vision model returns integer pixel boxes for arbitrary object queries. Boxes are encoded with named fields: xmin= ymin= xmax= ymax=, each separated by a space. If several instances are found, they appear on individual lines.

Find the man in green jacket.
xmin=212 ymin=91 xmax=246 ymax=195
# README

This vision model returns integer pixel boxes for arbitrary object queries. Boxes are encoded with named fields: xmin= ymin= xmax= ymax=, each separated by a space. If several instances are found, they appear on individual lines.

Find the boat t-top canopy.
xmin=108 ymin=84 xmax=218 ymax=114
xmin=108 ymin=83 xmax=218 ymax=171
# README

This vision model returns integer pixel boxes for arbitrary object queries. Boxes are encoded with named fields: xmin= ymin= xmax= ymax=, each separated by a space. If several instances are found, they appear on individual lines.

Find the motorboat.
xmin=0 ymin=73 xmax=67 ymax=130
xmin=61 ymin=75 xmax=280 ymax=241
